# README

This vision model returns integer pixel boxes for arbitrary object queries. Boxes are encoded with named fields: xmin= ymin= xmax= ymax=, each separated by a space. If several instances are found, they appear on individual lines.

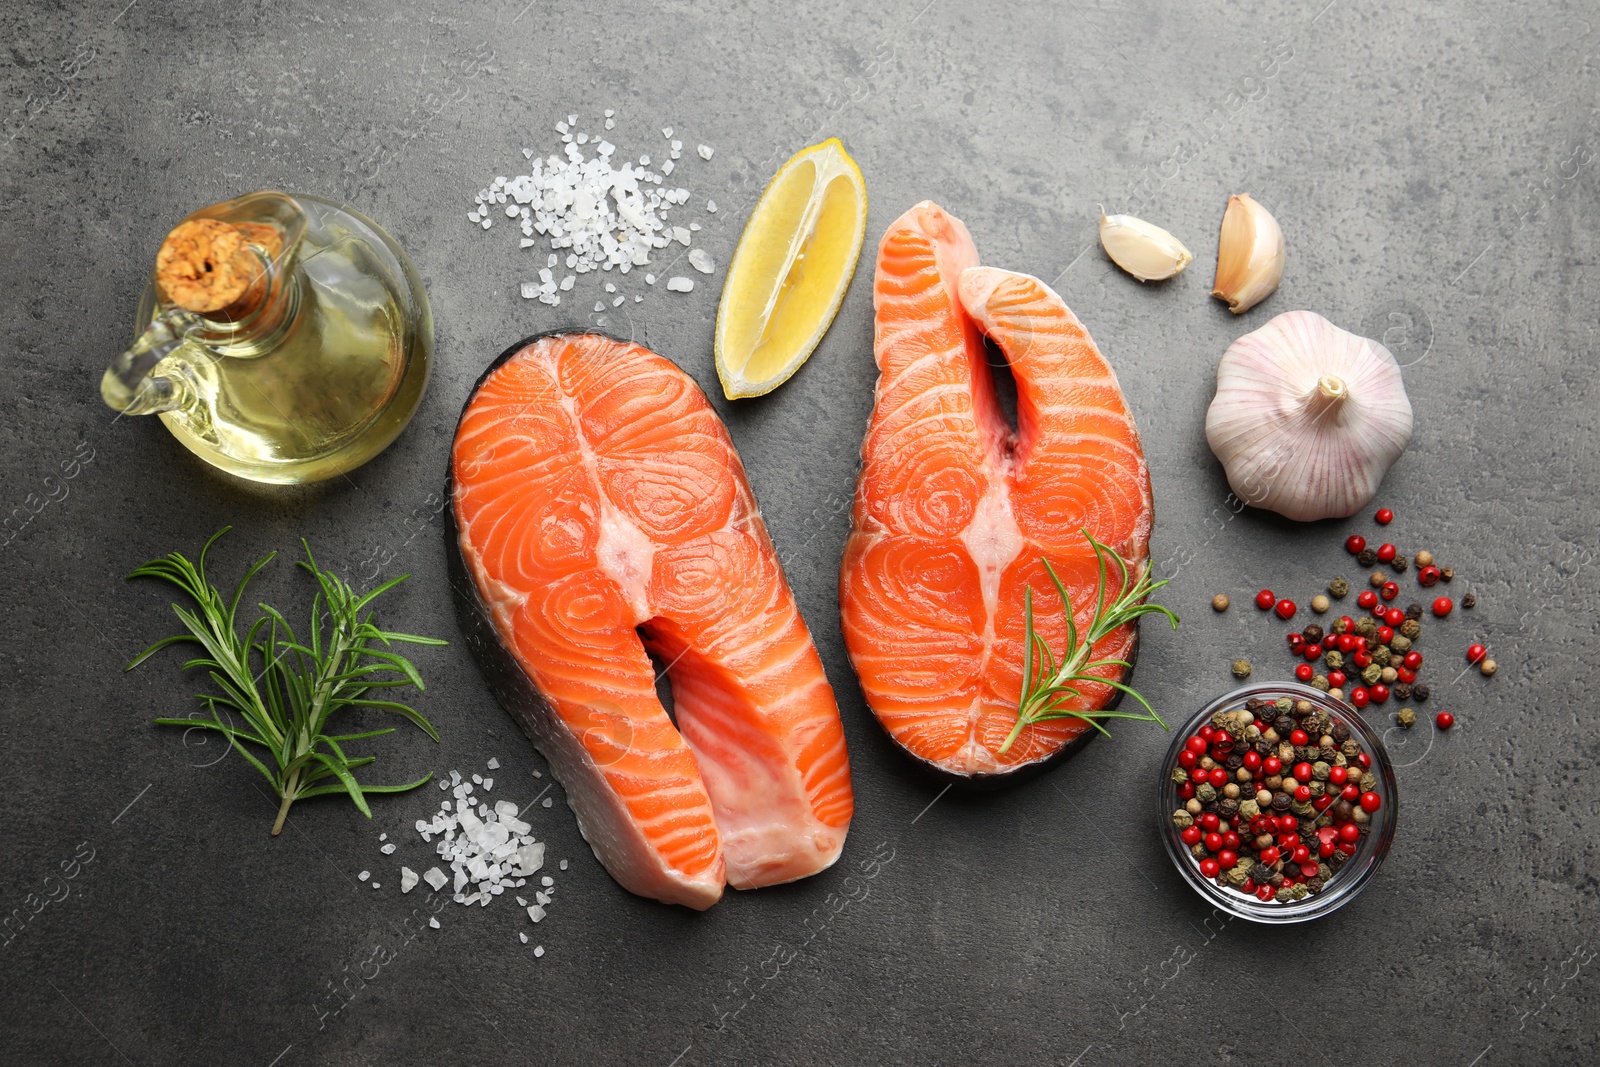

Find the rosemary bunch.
xmin=127 ymin=528 xmax=445 ymax=835
xmin=999 ymin=531 xmax=1179 ymax=755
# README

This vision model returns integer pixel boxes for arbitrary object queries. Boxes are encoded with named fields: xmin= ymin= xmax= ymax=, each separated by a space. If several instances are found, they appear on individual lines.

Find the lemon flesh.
xmin=715 ymin=138 xmax=866 ymax=399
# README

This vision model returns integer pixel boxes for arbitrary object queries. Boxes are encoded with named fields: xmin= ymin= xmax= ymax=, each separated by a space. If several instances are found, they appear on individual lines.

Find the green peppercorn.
xmin=1333 ymin=616 xmax=1351 ymax=634
xmin=1400 ymin=619 xmax=1422 ymax=640
xmin=1328 ymin=577 xmax=1350 ymax=598
xmin=1359 ymin=772 xmax=1376 ymax=792
xmin=1340 ymin=739 xmax=1360 ymax=760
xmin=1173 ymin=809 xmax=1195 ymax=829
xmin=1275 ymin=886 xmax=1294 ymax=903
xmin=1227 ymin=865 xmax=1250 ymax=888
xmin=1197 ymin=782 xmax=1217 ymax=804
xmin=1274 ymin=697 xmax=1294 ymax=715
xmin=1171 ymin=767 xmax=1190 ymax=784
xmin=1325 ymin=650 xmax=1345 ymax=670
xmin=1290 ymin=883 xmax=1309 ymax=901
xmin=1397 ymin=707 xmax=1416 ymax=728
xmin=1311 ymin=761 xmax=1331 ymax=781
xmin=1388 ymin=634 xmax=1412 ymax=653
xmin=1311 ymin=674 xmax=1330 ymax=692
xmin=1238 ymin=798 xmax=1261 ymax=820
xmin=1231 ymin=658 xmax=1252 ymax=679
xmin=1372 ymin=645 xmax=1392 ymax=668
xmin=1355 ymin=616 xmax=1377 ymax=638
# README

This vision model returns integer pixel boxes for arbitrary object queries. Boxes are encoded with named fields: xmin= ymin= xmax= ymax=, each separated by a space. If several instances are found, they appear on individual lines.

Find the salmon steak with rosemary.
xmin=839 ymin=202 xmax=1167 ymax=783
xmin=449 ymin=333 xmax=854 ymax=909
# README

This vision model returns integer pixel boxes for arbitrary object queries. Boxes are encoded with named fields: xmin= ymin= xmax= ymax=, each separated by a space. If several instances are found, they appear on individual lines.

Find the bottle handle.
xmin=100 ymin=308 xmax=203 ymax=415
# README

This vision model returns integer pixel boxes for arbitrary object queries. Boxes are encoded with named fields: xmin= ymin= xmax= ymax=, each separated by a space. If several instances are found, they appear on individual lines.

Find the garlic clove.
xmin=1205 ymin=310 xmax=1412 ymax=522
xmin=1099 ymin=211 xmax=1194 ymax=282
xmin=1211 ymin=193 xmax=1284 ymax=314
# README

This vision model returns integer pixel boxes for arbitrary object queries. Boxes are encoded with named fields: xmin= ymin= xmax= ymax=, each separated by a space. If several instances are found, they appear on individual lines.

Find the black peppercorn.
xmin=1357 ymin=548 xmax=1377 ymax=567
xmin=1412 ymin=683 xmax=1430 ymax=702
xmin=1330 ymin=721 xmax=1350 ymax=743
xmin=1440 ymin=567 xmax=1454 ymax=582
xmin=1391 ymin=554 xmax=1408 ymax=572
xmin=1393 ymin=682 xmax=1412 ymax=701
xmin=1462 ymin=592 xmax=1477 ymax=609
xmin=1302 ymin=624 xmax=1325 ymax=645
xmin=1225 ymin=753 xmax=1244 ymax=771
xmin=1272 ymin=792 xmax=1291 ymax=812
xmin=1274 ymin=714 xmax=1294 ymax=735
xmin=1306 ymin=877 xmax=1325 ymax=894
xmin=1405 ymin=603 xmax=1424 ymax=620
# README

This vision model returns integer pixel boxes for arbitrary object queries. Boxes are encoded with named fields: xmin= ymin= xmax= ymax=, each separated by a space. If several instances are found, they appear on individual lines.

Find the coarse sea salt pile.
xmin=381 ymin=758 xmax=562 ymax=952
xmin=467 ymin=110 xmax=714 ymax=309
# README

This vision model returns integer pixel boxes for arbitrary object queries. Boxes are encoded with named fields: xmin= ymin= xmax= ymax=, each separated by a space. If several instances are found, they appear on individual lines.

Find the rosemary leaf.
xmin=128 ymin=528 xmax=444 ymax=835
xmin=999 ymin=530 xmax=1179 ymax=756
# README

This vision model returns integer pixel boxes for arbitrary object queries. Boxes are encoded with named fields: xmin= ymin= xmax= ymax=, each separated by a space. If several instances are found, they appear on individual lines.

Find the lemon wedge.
xmin=715 ymin=138 xmax=867 ymax=399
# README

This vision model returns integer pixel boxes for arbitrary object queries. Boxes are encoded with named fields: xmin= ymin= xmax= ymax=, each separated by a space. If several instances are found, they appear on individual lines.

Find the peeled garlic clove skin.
xmin=1099 ymin=212 xmax=1194 ymax=282
xmin=1205 ymin=310 xmax=1413 ymax=522
xmin=1211 ymin=193 xmax=1284 ymax=314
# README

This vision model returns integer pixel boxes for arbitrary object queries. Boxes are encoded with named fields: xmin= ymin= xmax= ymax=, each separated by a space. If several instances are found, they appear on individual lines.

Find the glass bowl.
xmin=1157 ymin=681 xmax=1398 ymax=923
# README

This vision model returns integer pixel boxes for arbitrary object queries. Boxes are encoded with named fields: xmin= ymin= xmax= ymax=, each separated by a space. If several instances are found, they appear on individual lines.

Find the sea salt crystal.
xmin=594 ymin=301 xmax=605 ymax=312
xmin=401 ymin=867 xmax=419 ymax=893
xmin=666 ymin=276 xmax=694 ymax=292
xmin=559 ymin=859 xmax=569 ymax=870
xmin=612 ymin=295 xmax=625 ymax=307
xmin=483 ymin=778 xmax=494 ymax=791
xmin=429 ymin=917 xmax=440 ymax=929
xmin=424 ymin=867 xmax=448 ymax=891
xmin=487 ymin=758 xmax=500 ymax=770
xmin=697 ymin=144 xmax=714 ymax=160
xmin=371 ymin=883 xmax=381 ymax=890
xmin=380 ymin=843 xmax=397 ymax=855
xmin=527 ymin=904 xmax=547 ymax=923
xmin=662 ymin=160 xmax=674 ymax=176
xmin=379 ymin=833 xmax=387 ymax=842
xmin=534 ymin=945 xmax=545 ymax=957
xmin=542 ymin=796 xmax=555 ymax=807
xmin=541 ymin=876 xmax=555 ymax=887
xmin=645 ymin=274 xmax=656 ymax=285
xmin=662 ymin=126 xmax=673 ymax=138
xmin=707 ymin=200 xmax=717 ymax=212
xmin=520 ymin=282 xmax=537 ymax=299
xmin=520 ymin=932 xmax=529 ymax=944
xmin=688 ymin=249 xmax=715 ymax=274
xmin=358 ymin=870 xmax=370 ymax=881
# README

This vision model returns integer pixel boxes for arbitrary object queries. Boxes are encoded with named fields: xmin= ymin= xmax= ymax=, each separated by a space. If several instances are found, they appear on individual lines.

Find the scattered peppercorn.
xmin=1255 ymin=588 xmax=1276 ymax=610
xmin=1436 ymin=711 xmax=1454 ymax=730
xmin=1357 ymin=548 xmax=1378 ymax=567
xmin=1396 ymin=707 xmax=1416 ymax=728
xmin=1376 ymin=543 xmax=1397 ymax=563
xmin=1302 ymin=624 xmax=1325 ymax=645
xmin=1479 ymin=658 xmax=1497 ymax=677
xmin=1275 ymin=598 xmax=1296 ymax=620
xmin=1391 ymin=555 xmax=1408 ymax=573
xmin=1414 ymin=550 xmax=1434 ymax=567
xmin=1212 ymin=593 xmax=1231 ymax=612
xmin=1432 ymin=597 xmax=1453 ymax=617
xmin=1232 ymin=659 xmax=1253 ymax=679
xmin=1440 ymin=567 xmax=1454 ymax=582
xmin=1462 ymin=593 xmax=1477 ymax=609
xmin=1412 ymin=683 xmax=1431 ymax=702
xmin=1466 ymin=643 xmax=1486 ymax=664
xmin=1310 ymin=594 xmax=1331 ymax=614
xmin=1327 ymin=577 xmax=1349 ymax=598
xmin=1345 ymin=535 xmax=1367 ymax=554
xmin=1374 ymin=508 xmax=1393 ymax=524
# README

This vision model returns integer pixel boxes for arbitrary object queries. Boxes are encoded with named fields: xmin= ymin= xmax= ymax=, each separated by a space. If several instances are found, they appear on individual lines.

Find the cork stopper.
xmin=155 ymin=218 xmax=281 ymax=315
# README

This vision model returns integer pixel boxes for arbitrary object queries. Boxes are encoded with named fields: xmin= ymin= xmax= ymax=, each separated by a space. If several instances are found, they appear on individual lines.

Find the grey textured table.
xmin=3 ymin=1 xmax=1597 ymax=1064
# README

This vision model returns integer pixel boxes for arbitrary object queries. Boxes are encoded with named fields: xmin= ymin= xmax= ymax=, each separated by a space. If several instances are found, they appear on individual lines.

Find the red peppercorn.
xmin=1436 ymin=711 xmax=1455 ymax=730
xmin=1357 ymin=752 xmax=1371 ymax=770
xmin=1255 ymin=589 xmax=1276 ymax=610
xmin=1397 ymin=667 xmax=1416 ymax=684
xmin=1356 ymin=590 xmax=1378 ymax=609
xmin=1376 ymin=543 xmax=1397 ymax=563
xmin=1242 ymin=877 xmax=1256 ymax=894
xmin=1338 ymin=823 xmax=1360 ymax=843
xmin=1350 ymin=687 xmax=1369 ymax=708
xmin=1338 ymin=615 xmax=1356 ymax=632
xmin=1403 ymin=651 xmax=1423 ymax=670
xmin=1287 ymin=632 xmax=1304 ymax=647
xmin=1210 ymin=767 xmax=1229 ymax=787
xmin=1204 ymin=831 xmax=1224 ymax=852
xmin=1385 ymin=607 xmax=1406 ymax=627
xmin=1263 ymin=756 xmax=1282 ymax=775
xmin=1178 ymin=781 xmax=1195 ymax=799
xmin=1338 ymin=633 xmax=1358 ymax=653
xmin=1353 ymin=650 xmax=1372 ymax=669
xmin=1377 ymin=625 xmax=1394 ymax=643
xmin=1373 ymin=602 xmax=1390 ymax=618
xmin=1292 ymin=844 xmax=1311 ymax=864
xmin=1289 ymin=729 xmax=1310 ymax=746
xmin=1187 ymin=735 xmax=1208 ymax=754
xmin=1178 ymin=749 xmax=1197 ymax=769
xmin=1370 ymin=683 xmax=1390 ymax=703
xmin=1293 ymin=761 xmax=1313 ymax=781
xmin=1277 ymin=815 xmax=1297 ymax=832
xmin=1256 ymin=883 xmax=1275 ymax=901
xmin=1218 ymin=849 xmax=1239 ymax=870
xmin=1338 ymin=841 xmax=1358 ymax=856
xmin=1294 ymin=784 xmax=1312 ymax=802
xmin=1345 ymin=534 xmax=1367 ymax=554
xmin=1295 ymin=663 xmax=1314 ymax=682
xmin=1319 ymin=840 xmax=1336 ymax=858
xmin=1223 ymin=831 xmax=1241 ymax=850
xmin=1380 ymin=581 xmax=1399 ymax=601
xmin=1342 ymin=783 xmax=1360 ymax=801
xmin=1433 ymin=596 xmax=1453 ymax=617
xmin=1181 ymin=825 xmax=1202 ymax=845
xmin=1375 ymin=508 xmax=1393 ymax=525
xmin=1242 ymin=751 xmax=1261 ymax=771
xmin=1302 ymin=644 xmax=1323 ymax=661
xmin=1259 ymin=846 xmax=1281 ymax=866
xmin=1199 ymin=858 xmax=1220 ymax=878
xmin=1359 ymin=791 xmax=1381 ymax=813
xmin=1313 ymin=794 xmax=1334 ymax=812
xmin=1199 ymin=812 xmax=1220 ymax=831
xmin=1418 ymin=564 xmax=1441 ymax=586
xmin=1466 ymin=644 xmax=1487 ymax=664
xmin=1328 ymin=766 xmax=1347 ymax=786
xmin=1328 ymin=670 xmax=1347 ymax=688
xmin=1275 ymin=598 xmax=1296 ymax=619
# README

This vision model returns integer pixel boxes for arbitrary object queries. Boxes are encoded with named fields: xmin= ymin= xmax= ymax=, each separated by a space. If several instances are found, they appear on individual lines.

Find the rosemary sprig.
xmin=999 ymin=530 xmax=1180 ymax=756
xmin=127 ymin=527 xmax=446 ymax=835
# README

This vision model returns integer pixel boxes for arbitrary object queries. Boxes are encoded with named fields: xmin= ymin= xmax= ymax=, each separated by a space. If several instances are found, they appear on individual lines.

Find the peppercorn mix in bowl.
xmin=1158 ymin=681 xmax=1398 ymax=923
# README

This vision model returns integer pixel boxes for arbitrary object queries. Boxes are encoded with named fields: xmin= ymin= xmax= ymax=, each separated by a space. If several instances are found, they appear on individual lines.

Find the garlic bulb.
xmin=1099 ymin=211 xmax=1193 ymax=281
xmin=1211 ymin=194 xmax=1284 ymax=314
xmin=1206 ymin=310 xmax=1412 ymax=521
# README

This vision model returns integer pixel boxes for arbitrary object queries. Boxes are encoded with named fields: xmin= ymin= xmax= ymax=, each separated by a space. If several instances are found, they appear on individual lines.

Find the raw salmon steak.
xmin=839 ymin=202 xmax=1153 ymax=782
xmin=450 ymin=333 xmax=853 ymax=909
